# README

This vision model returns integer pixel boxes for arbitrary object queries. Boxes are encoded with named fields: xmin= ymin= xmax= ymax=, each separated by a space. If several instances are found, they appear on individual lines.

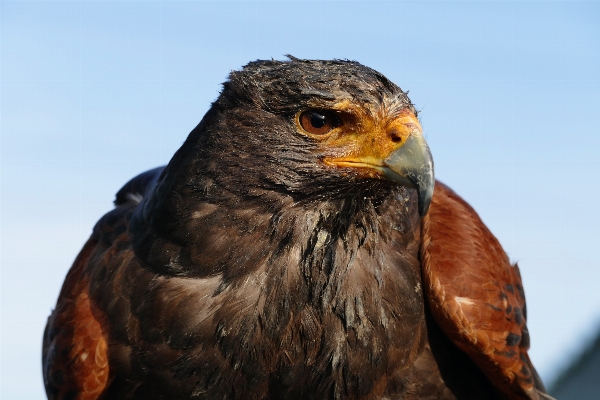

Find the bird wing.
xmin=42 ymin=237 xmax=109 ymax=400
xmin=42 ymin=168 xmax=165 ymax=400
xmin=42 ymin=167 xmax=164 ymax=400
xmin=420 ymin=182 xmax=548 ymax=400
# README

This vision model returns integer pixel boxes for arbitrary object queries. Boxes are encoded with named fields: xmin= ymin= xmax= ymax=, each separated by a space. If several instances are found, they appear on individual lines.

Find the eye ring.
xmin=298 ymin=110 xmax=342 ymax=135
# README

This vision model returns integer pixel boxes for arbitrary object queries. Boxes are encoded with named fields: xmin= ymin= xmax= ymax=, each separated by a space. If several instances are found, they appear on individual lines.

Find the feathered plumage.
xmin=43 ymin=58 xmax=549 ymax=400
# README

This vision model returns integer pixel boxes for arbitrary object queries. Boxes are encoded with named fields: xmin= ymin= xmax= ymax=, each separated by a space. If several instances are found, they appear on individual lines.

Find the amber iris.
xmin=299 ymin=110 xmax=341 ymax=135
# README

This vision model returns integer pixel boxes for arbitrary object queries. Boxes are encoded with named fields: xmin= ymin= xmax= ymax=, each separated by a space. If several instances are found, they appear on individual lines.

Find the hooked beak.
xmin=382 ymin=134 xmax=434 ymax=216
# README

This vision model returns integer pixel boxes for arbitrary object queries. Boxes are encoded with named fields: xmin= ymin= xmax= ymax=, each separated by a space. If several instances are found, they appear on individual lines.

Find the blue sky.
xmin=2 ymin=1 xmax=599 ymax=398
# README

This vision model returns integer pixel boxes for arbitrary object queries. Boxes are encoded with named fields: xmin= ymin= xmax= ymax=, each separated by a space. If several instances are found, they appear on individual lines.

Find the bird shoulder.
xmin=420 ymin=181 xmax=547 ymax=400
xmin=42 ymin=237 xmax=109 ymax=400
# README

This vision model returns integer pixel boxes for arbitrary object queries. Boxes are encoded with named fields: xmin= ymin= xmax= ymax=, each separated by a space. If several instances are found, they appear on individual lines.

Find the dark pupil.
xmin=309 ymin=112 xmax=327 ymax=128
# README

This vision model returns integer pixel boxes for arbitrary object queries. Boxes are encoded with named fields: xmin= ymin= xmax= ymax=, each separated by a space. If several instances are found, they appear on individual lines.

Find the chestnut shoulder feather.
xmin=421 ymin=182 xmax=549 ymax=400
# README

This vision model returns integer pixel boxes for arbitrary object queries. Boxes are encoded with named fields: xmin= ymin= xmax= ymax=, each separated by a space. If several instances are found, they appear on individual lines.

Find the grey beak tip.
xmin=418 ymin=185 xmax=434 ymax=216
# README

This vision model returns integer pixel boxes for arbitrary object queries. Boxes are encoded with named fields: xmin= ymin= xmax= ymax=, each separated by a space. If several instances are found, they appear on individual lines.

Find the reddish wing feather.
xmin=43 ymin=238 xmax=109 ymax=400
xmin=420 ymin=182 xmax=545 ymax=400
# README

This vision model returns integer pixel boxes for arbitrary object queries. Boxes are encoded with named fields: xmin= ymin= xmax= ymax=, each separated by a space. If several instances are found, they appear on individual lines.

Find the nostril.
xmin=389 ymin=130 xmax=403 ymax=143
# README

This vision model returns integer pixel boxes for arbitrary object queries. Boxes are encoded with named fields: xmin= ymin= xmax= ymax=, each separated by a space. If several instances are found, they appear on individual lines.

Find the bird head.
xmin=198 ymin=58 xmax=434 ymax=215
xmin=148 ymin=57 xmax=433 ymax=224
xmin=133 ymin=58 xmax=434 ymax=276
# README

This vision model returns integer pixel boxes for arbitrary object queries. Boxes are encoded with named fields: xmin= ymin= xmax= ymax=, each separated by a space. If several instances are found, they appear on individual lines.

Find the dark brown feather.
xmin=43 ymin=58 xmax=549 ymax=400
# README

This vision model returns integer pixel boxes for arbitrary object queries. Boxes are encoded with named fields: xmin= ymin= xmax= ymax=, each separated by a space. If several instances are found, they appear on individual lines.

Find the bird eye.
xmin=299 ymin=110 xmax=342 ymax=135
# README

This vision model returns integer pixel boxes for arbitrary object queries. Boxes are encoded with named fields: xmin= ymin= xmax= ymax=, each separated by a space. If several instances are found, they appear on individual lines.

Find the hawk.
xmin=43 ymin=58 xmax=550 ymax=399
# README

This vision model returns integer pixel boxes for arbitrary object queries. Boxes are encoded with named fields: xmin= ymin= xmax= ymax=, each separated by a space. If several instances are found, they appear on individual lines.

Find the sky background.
xmin=1 ymin=1 xmax=599 ymax=398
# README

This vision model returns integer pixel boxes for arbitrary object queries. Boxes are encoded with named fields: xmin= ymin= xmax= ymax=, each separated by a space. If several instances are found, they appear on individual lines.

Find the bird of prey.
xmin=43 ymin=58 xmax=551 ymax=400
